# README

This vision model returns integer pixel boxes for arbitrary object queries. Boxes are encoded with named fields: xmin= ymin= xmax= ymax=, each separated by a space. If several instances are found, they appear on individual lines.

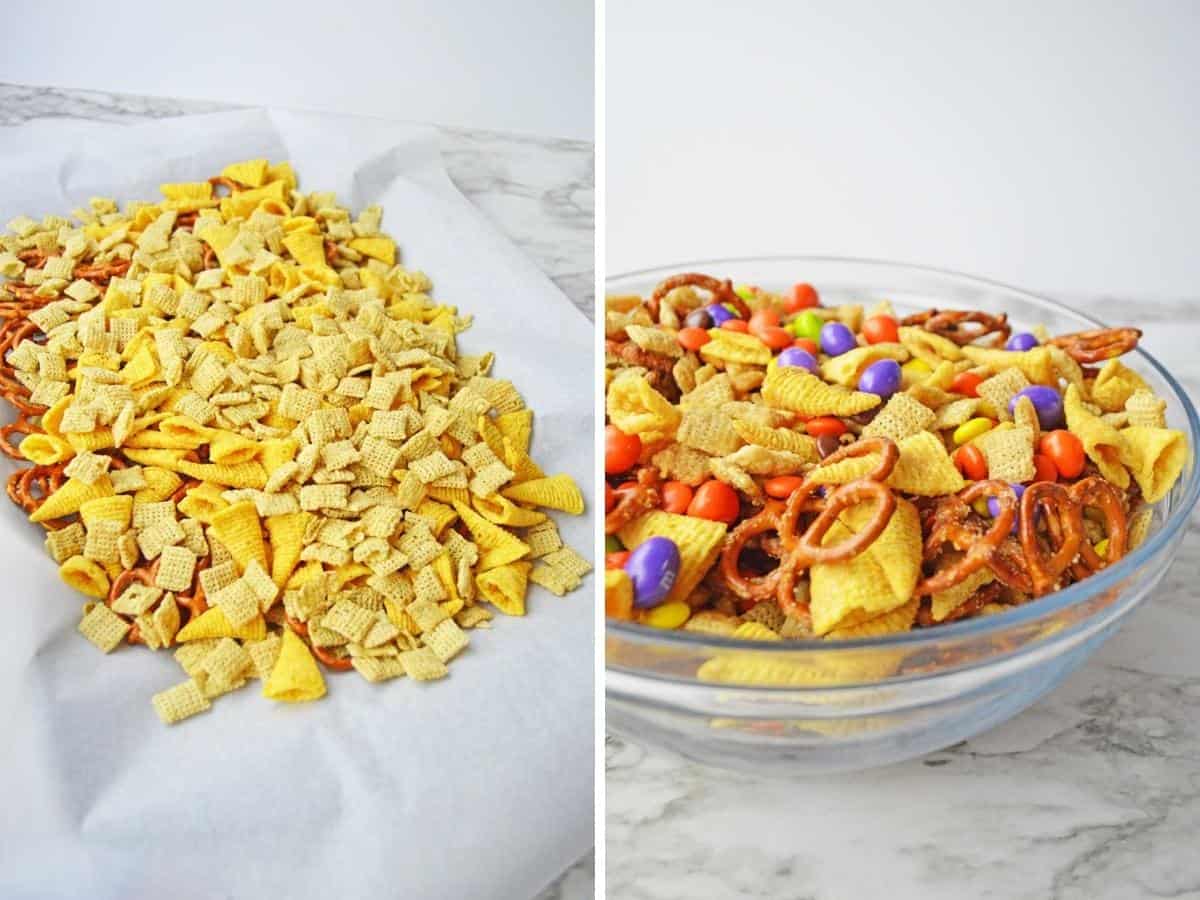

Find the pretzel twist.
xmin=649 ymin=272 xmax=749 ymax=320
xmin=107 ymin=556 xmax=210 ymax=646
xmin=915 ymin=480 xmax=1017 ymax=596
xmin=286 ymin=615 xmax=354 ymax=671
xmin=720 ymin=437 xmax=900 ymax=615
xmin=1018 ymin=481 xmax=1084 ymax=596
xmin=605 ymin=467 xmax=662 ymax=535
xmin=1069 ymin=476 xmax=1129 ymax=577
xmin=1046 ymin=327 xmax=1141 ymax=363
xmin=901 ymin=309 xmax=1011 ymax=347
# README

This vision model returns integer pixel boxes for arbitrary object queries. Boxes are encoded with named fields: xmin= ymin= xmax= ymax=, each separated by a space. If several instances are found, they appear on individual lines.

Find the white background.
xmin=607 ymin=0 xmax=1200 ymax=298
xmin=0 ymin=0 xmax=594 ymax=140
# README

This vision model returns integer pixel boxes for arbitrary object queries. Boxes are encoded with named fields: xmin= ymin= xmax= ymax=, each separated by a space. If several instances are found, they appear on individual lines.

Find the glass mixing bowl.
xmin=606 ymin=257 xmax=1200 ymax=774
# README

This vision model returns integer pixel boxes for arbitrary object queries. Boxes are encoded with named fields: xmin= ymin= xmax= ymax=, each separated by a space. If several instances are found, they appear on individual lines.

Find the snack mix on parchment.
xmin=0 ymin=159 xmax=588 ymax=724
xmin=605 ymin=273 xmax=1185 ymax=646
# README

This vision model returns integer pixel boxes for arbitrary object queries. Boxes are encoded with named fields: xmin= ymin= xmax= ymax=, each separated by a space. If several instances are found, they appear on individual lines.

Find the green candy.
xmin=788 ymin=310 xmax=824 ymax=341
xmin=605 ymin=534 xmax=624 ymax=553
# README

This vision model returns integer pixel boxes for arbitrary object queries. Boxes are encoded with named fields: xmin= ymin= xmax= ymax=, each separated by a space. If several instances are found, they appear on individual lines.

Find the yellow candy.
xmin=1094 ymin=538 xmax=1109 ymax=557
xmin=901 ymin=358 xmax=933 ymax=383
xmin=953 ymin=417 xmax=995 ymax=446
xmin=643 ymin=600 xmax=691 ymax=629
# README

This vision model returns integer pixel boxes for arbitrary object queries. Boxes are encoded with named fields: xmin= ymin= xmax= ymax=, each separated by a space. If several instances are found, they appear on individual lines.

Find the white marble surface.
xmin=608 ymin=296 xmax=1200 ymax=900
xmin=0 ymin=82 xmax=594 ymax=900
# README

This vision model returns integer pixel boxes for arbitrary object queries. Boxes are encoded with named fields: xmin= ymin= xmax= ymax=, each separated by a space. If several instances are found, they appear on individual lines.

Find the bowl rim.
xmin=605 ymin=255 xmax=1200 ymax=654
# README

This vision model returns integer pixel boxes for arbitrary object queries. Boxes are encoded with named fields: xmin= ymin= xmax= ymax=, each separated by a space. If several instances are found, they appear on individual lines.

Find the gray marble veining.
xmin=0 ymin=81 xmax=594 ymax=900
xmin=608 ymin=295 xmax=1200 ymax=900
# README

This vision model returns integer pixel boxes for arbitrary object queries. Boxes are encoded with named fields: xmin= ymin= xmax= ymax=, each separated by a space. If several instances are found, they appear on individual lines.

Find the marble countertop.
xmin=0 ymin=81 xmax=594 ymax=900
xmin=608 ymin=296 xmax=1200 ymax=900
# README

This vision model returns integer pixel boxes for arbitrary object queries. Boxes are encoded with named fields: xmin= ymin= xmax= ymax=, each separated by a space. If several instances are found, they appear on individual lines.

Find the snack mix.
xmin=605 ymin=273 xmax=1185 ymax=641
xmin=0 ymin=159 xmax=588 ymax=724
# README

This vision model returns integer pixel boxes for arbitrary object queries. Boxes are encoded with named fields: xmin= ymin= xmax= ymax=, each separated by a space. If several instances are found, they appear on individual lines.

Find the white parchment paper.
xmin=0 ymin=109 xmax=594 ymax=900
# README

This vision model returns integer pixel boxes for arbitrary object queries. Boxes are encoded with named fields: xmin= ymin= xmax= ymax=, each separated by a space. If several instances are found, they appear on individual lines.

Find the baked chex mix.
xmin=0 ymin=159 xmax=588 ymax=725
xmin=605 ymin=272 xmax=1185 ymax=650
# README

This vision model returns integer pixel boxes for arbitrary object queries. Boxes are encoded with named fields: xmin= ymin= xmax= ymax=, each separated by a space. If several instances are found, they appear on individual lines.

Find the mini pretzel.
xmin=107 ymin=556 xmax=209 ymax=646
xmin=649 ymin=272 xmax=749 ymax=320
xmin=606 ymin=467 xmax=662 ymax=535
xmin=986 ymin=535 xmax=1034 ymax=595
xmin=901 ymin=309 xmax=1011 ymax=347
xmin=73 ymin=258 xmax=131 ymax=284
xmin=721 ymin=437 xmax=900 ymax=614
xmin=6 ymin=464 xmax=67 ymax=526
xmin=1018 ymin=481 xmax=1084 ymax=596
xmin=1046 ymin=327 xmax=1141 ymax=363
xmin=0 ymin=411 xmax=38 ymax=459
xmin=1069 ymin=476 xmax=1128 ymax=577
xmin=286 ymin=615 xmax=353 ymax=671
xmin=16 ymin=248 xmax=47 ymax=268
xmin=915 ymin=480 xmax=1017 ymax=596
xmin=772 ymin=479 xmax=897 ymax=616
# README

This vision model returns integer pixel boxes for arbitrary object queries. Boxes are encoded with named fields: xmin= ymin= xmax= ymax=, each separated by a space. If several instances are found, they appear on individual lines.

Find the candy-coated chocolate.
xmin=1010 ymin=385 xmax=1064 ymax=429
xmin=953 ymin=417 xmax=994 ymax=445
xmin=1006 ymin=332 xmax=1039 ymax=351
xmin=816 ymin=433 xmax=841 ymax=458
xmin=857 ymin=359 xmax=901 ymax=397
xmin=706 ymin=303 xmax=734 ymax=325
xmin=644 ymin=600 xmax=691 ymax=629
xmin=684 ymin=307 xmax=713 ymax=330
xmin=820 ymin=321 xmax=857 ymax=356
xmin=788 ymin=282 xmax=819 ymax=311
xmin=788 ymin=310 xmax=824 ymax=342
xmin=625 ymin=536 xmax=680 ymax=609
xmin=777 ymin=347 xmax=819 ymax=372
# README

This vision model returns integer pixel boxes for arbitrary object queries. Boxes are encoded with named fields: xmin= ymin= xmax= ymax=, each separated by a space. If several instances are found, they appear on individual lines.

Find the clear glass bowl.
xmin=606 ymin=257 xmax=1200 ymax=774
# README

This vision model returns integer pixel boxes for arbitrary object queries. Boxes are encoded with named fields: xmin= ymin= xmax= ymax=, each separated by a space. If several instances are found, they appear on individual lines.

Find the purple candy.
xmin=1006 ymin=332 xmax=1039 ymax=351
xmin=1009 ymin=385 xmax=1064 ymax=429
xmin=625 ymin=536 xmax=680 ymax=609
xmin=987 ymin=483 xmax=1026 ymax=533
xmin=777 ymin=347 xmax=819 ymax=372
xmin=819 ymin=321 xmax=857 ymax=356
xmin=706 ymin=303 xmax=735 ymax=326
xmin=858 ymin=359 xmax=902 ymax=397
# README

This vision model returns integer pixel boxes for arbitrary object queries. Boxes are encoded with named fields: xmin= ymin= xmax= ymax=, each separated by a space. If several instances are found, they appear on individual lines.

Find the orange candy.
xmin=606 ymin=551 xmax=631 ymax=569
xmin=605 ymin=482 xmax=616 ymax=512
xmin=605 ymin=424 xmax=641 ymax=474
xmin=687 ymin=480 xmax=740 ymax=523
xmin=951 ymin=371 xmax=984 ymax=397
xmin=764 ymin=475 xmax=805 ymax=499
xmin=954 ymin=444 xmax=988 ymax=481
xmin=660 ymin=480 xmax=694 ymax=515
xmin=805 ymin=416 xmax=846 ymax=438
xmin=677 ymin=327 xmax=711 ymax=351
xmin=1032 ymin=453 xmax=1058 ymax=483
xmin=1039 ymin=430 xmax=1085 ymax=479
xmin=606 ymin=583 xmax=634 ymax=619
xmin=861 ymin=315 xmax=899 ymax=344
xmin=758 ymin=326 xmax=792 ymax=350
xmin=721 ymin=319 xmax=749 ymax=333
xmin=792 ymin=337 xmax=819 ymax=356
xmin=748 ymin=309 xmax=780 ymax=333
xmin=787 ymin=283 xmax=819 ymax=312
